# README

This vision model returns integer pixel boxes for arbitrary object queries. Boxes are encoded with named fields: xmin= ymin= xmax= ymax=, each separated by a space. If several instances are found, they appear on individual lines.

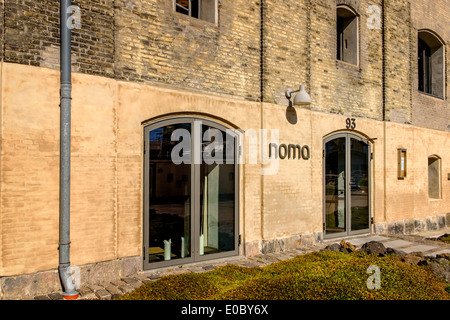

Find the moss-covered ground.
xmin=118 ymin=251 xmax=450 ymax=300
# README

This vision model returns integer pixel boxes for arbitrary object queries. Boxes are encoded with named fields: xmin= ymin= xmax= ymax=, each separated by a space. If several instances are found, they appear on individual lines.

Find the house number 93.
xmin=346 ymin=118 xmax=356 ymax=130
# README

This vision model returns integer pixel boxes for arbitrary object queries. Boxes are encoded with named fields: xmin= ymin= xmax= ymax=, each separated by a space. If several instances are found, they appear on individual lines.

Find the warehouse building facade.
xmin=0 ymin=0 xmax=449 ymax=298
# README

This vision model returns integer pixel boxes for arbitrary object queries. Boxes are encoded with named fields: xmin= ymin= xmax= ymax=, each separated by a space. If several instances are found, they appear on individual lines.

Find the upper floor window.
xmin=418 ymin=30 xmax=445 ymax=99
xmin=174 ymin=0 xmax=217 ymax=24
xmin=337 ymin=5 xmax=359 ymax=65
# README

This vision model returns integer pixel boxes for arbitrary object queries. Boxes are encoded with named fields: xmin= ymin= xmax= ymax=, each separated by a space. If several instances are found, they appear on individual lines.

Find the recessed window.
xmin=174 ymin=0 xmax=216 ymax=23
xmin=337 ymin=6 xmax=359 ymax=65
xmin=428 ymin=156 xmax=441 ymax=199
xmin=418 ymin=30 xmax=445 ymax=98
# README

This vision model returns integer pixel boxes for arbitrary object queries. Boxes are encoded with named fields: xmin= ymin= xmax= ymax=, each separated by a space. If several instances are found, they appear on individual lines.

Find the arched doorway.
xmin=323 ymin=133 xmax=372 ymax=238
xmin=143 ymin=117 xmax=239 ymax=270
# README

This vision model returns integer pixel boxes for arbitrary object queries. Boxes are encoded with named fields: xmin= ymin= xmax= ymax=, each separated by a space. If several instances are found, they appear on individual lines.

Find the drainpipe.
xmin=59 ymin=0 xmax=78 ymax=299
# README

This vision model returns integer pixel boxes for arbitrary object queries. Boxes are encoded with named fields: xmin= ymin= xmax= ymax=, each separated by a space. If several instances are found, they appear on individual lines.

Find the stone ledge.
xmin=374 ymin=214 xmax=448 ymax=236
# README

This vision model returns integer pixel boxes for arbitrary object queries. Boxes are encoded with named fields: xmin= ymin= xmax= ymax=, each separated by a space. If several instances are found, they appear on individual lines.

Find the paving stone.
xmin=95 ymin=289 xmax=112 ymax=300
xmin=401 ymin=245 xmax=437 ymax=254
xmin=383 ymin=240 xmax=414 ymax=249
xmin=48 ymin=293 xmax=64 ymax=300
xmin=147 ymin=273 xmax=163 ymax=280
xmin=134 ymin=274 xmax=152 ymax=283
xmin=77 ymin=286 xmax=93 ymax=296
xmin=427 ymin=249 xmax=450 ymax=257
xmin=122 ymin=278 xmax=143 ymax=289
xmin=344 ymin=236 xmax=389 ymax=247
xmin=202 ymin=265 xmax=217 ymax=271
xmin=105 ymin=285 xmax=123 ymax=299
xmin=88 ymin=284 xmax=105 ymax=292
xmin=118 ymin=284 xmax=134 ymax=294
xmin=110 ymin=279 xmax=127 ymax=287
xmin=34 ymin=295 xmax=51 ymax=300
xmin=79 ymin=291 xmax=98 ymax=300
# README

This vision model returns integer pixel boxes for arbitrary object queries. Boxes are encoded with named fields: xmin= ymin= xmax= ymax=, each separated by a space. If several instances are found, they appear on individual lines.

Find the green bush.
xmin=118 ymin=251 xmax=450 ymax=300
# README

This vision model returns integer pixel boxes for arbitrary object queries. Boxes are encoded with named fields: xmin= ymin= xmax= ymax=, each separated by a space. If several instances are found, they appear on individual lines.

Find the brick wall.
xmin=410 ymin=0 xmax=450 ymax=132
xmin=113 ymin=0 xmax=261 ymax=100
xmin=1 ymin=0 xmax=261 ymax=101
xmin=383 ymin=0 xmax=413 ymax=124
xmin=2 ymin=0 xmax=115 ymax=76
xmin=310 ymin=0 xmax=384 ymax=121
xmin=262 ymin=0 xmax=385 ymax=121
xmin=0 ymin=0 xmax=448 ymax=129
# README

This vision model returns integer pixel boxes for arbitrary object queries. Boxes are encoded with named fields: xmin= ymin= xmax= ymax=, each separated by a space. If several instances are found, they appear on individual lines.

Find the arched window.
xmin=418 ymin=30 xmax=445 ymax=99
xmin=143 ymin=117 xmax=239 ymax=269
xmin=337 ymin=5 xmax=359 ymax=65
xmin=428 ymin=155 xmax=441 ymax=199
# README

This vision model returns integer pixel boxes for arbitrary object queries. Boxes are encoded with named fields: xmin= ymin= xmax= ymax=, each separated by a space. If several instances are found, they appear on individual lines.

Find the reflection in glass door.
xmin=324 ymin=137 xmax=346 ymax=235
xmin=146 ymin=123 xmax=192 ymax=264
xmin=350 ymin=138 xmax=370 ymax=232
xmin=199 ymin=125 xmax=236 ymax=256
xmin=323 ymin=134 xmax=371 ymax=238
xmin=144 ymin=118 xmax=239 ymax=270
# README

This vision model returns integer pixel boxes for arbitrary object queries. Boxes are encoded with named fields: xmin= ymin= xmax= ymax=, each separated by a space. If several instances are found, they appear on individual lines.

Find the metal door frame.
xmin=323 ymin=132 xmax=372 ymax=239
xmin=143 ymin=117 xmax=240 ymax=270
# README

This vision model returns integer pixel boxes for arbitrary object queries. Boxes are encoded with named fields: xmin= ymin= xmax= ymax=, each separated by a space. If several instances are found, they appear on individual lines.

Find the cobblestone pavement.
xmin=33 ymin=229 xmax=450 ymax=300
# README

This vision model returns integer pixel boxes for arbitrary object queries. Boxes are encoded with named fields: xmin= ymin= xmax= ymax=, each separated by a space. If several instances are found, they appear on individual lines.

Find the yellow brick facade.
xmin=0 ymin=0 xmax=449 ymax=298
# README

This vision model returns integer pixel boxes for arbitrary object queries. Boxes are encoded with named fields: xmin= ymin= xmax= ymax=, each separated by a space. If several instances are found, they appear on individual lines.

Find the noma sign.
xmin=269 ymin=143 xmax=311 ymax=160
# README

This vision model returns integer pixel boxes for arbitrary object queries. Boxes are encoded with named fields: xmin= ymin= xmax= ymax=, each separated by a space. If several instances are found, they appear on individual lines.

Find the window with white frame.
xmin=174 ymin=0 xmax=217 ymax=23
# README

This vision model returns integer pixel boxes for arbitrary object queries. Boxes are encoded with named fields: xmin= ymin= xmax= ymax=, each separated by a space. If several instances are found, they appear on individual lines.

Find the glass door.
xmin=144 ymin=118 xmax=239 ymax=270
xmin=323 ymin=133 xmax=371 ymax=238
xmin=324 ymin=136 xmax=347 ymax=237
xmin=197 ymin=123 xmax=237 ymax=260
xmin=350 ymin=137 xmax=370 ymax=233
xmin=144 ymin=122 xmax=194 ymax=266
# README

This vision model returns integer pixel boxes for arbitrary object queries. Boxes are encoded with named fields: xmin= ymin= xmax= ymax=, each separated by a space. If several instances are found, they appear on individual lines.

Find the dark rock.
xmin=428 ymin=262 xmax=450 ymax=284
xmin=402 ymin=253 xmax=427 ymax=266
xmin=386 ymin=247 xmax=407 ymax=257
xmin=436 ymin=253 xmax=450 ymax=261
xmin=48 ymin=292 xmax=64 ymax=300
xmin=202 ymin=265 xmax=217 ymax=271
xmin=360 ymin=241 xmax=387 ymax=256
xmin=321 ymin=243 xmax=341 ymax=253
xmin=340 ymin=240 xmax=356 ymax=253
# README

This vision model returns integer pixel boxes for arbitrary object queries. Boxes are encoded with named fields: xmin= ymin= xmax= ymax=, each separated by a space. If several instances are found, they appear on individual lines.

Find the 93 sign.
xmin=346 ymin=118 xmax=356 ymax=130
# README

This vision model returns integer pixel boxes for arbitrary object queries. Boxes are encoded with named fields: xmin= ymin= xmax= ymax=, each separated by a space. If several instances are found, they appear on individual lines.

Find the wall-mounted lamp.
xmin=285 ymin=85 xmax=311 ymax=106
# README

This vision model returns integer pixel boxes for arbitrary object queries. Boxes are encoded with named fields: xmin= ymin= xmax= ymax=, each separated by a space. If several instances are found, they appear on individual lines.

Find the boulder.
xmin=401 ymin=252 xmax=428 ymax=266
xmin=321 ymin=243 xmax=341 ymax=253
xmin=321 ymin=241 xmax=357 ymax=254
xmin=429 ymin=263 xmax=450 ymax=284
xmin=340 ymin=240 xmax=357 ymax=253
xmin=386 ymin=247 xmax=407 ymax=257
xmin=360 ymin=241 xmax=387 ymax=256
xmin=436 ymin=253 xmax=450 ymax=261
